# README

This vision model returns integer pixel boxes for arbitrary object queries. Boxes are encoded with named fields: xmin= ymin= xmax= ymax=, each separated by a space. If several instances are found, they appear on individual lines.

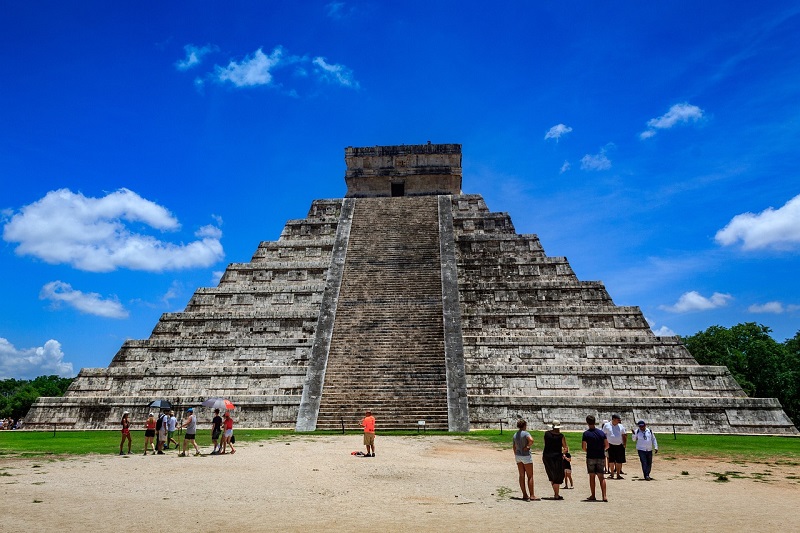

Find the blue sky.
xmin=2 ymin=2 xmax=799 ymax=379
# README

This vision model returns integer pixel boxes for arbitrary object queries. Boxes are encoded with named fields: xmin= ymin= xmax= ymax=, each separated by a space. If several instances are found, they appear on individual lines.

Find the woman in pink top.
xmin=119 ymin=412 xmax=132 ymax=455
xmin=143 ymin=413 xmax=156 ymax=455
xmin=220 ymin=411 xmax=236 ymax=454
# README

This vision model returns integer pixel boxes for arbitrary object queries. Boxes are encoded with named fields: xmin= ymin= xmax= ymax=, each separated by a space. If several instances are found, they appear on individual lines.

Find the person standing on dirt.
xmin=119 ymin=411 xmax=132 ymax=455
xmin=210 ymin=409 xmax=223 ymax=454
xmin=360 ymin=410 xmax=376 ymax=457
xmin=178 ymin=407 xmax=201 ymax=457
xmin=581 ymin=415 xmax=609 ymax=502
xmin=542 ymin=419 xmax=567 ymax=500
xmin=603 ymin=414 xmax=627 ymax=479
xmin=220 ymin=411 xmax=236 ymax=455
xmin=632 ymin=420 xmax=658 ymax=480
xmin=144 ymin=412 xmax=156 ymax=455
xmin=156 ymin=409 xmax=168 ymax=454
xmin=512 ymin=419 xmax=540 ymax=501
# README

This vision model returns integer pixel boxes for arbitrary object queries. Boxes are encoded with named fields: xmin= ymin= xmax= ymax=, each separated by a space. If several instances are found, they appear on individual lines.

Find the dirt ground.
xmin=2 ymin=435 xmax=798 ymax=532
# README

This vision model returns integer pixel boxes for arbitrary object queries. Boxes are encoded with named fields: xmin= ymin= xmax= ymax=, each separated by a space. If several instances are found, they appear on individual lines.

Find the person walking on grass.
xmin=632 ymin=420 xmax=658 ymax=480
xmin=581 ymin=415 xmax=609 ymax=502
xmin=220 ymin=411 xmax=236 ymax=454
xmin=119 ymin=411 xmax=132 ymax=455
xmin=178 ymin=407 xmax=201 ymax=457
xmin=156 ymin=409 xmax=168 ymax=454
xmin=360 ymin=410 xmax=376 ymax=457
xmin=542 ymin=419 xmax=567 ymax=500
xmin=143 ymin=412 xmax=156 ymax=455
xmin=513 ymin=419 xmax=540 ymax=501
xmin=167 ymin=410 xmax=178 ymax=449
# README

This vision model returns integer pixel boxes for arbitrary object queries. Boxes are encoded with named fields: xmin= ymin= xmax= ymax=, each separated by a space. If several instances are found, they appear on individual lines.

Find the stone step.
xmin=317 ymin=196 xmax=450 ymax=429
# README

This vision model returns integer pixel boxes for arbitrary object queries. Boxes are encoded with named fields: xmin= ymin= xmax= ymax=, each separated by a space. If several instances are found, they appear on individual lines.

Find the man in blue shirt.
xmin=581 ymin=415 xmax=609 ymax=502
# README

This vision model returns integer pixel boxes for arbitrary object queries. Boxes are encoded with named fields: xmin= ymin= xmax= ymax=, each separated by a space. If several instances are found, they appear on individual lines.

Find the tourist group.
xmin=119 ymin=406 xmax=236 ymax=457
xmin=513 ymin=414 xmax=658 ymax=502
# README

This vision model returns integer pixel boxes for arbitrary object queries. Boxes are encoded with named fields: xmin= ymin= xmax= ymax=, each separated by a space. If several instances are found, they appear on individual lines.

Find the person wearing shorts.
xmin=220 ymin=411 xmax=236 ymax=454
xmin=167 ymin=410 xmax=178 ymax=449
xmin=582 ymin=415 xmax=609 ymax=502
xmin=603 ymin=414 xmax=627 ymax=479
xmin=360 ymin=410 xmax=376 ymax=457
xmin=179 ymin=407 xmax=200 ymax=457
xmin=513 ymin=419 xmax=539 ymax=501
xmin=562 ymin=451 xmax=573 ymax=489
xmin=144 ymin=412 xmax=156 ymax=455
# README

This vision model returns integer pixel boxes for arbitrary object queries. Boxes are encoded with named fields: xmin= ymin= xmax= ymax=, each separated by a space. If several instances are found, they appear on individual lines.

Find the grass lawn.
xmin=0 ymin=429 xmax=797 ymax=462
xmin=464 ymin=430 xmax=800 ymax=463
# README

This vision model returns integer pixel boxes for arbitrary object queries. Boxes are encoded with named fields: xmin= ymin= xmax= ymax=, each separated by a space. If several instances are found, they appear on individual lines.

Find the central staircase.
xmin=316 ymin=196 xmax=450 ymax=430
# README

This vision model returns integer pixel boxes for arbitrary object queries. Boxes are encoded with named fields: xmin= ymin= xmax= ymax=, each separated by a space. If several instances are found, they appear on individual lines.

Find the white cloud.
xmin=640 ymin=102 xmax=704 ymax=139
xmin=196 ymin=46 xmax=359 ymax=94
xmin=312 ymin=57 xmax=359 ymax=88
xmin=652 ymin=325 xmax=677 ymax=336
xmin=559 ymin=161 xmax=570 ymax=174
xmin=2 ymin=188 xmax=224 ymax=272
xmin=715 ymin=194 xmax=800 ymax=251
xmin=175 ymin=44 xmax=217 ymax=71
xmin=0 ymin=338 xmax=75 ymax=379
xmin=160 ymin=280 xmax=183 ymax=307
xmin=211 ymin=271 xmax=224 ymax=285
xmin=216 ymin=47 xmax=284 ymax=87
xmin=40 ymin=281 xmax=128 ymax=319
xmin=645 ymin=315 xmax=676 ymax=336
xmin=580 ymin=149 xmax=611 ymax=171
xmin=325 ymin=2 xmax=351 ymax=18
xmin=748 ymin=301 xmax=800 ymax=314
xmin=544 ymin=124 xmax=573 ymax=142
xmin=660 ymin=291 xmax=733 ymax=313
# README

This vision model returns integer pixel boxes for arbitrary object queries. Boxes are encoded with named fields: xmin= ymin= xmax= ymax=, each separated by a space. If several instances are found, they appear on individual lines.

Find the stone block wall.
xmin=25 ymin=199 xmax=346 ymax=429
xmin=450 ymin=194 xmax=797 ymax=434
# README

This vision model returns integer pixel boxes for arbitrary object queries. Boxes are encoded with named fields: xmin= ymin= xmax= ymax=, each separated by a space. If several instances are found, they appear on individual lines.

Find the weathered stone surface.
xmin=345 ymin=143 xmax=462 ymax=198
xmin=25 ymin=145 xmax=797 ymax=434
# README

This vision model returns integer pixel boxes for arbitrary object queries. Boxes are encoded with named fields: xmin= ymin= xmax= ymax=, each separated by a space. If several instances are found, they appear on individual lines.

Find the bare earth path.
xmin=2 ymin=435 xmax=798 ymax=532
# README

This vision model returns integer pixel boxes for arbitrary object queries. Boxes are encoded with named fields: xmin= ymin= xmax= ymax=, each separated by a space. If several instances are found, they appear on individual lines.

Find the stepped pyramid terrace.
xmin=25 ymin=143 xmax=797 ymax=434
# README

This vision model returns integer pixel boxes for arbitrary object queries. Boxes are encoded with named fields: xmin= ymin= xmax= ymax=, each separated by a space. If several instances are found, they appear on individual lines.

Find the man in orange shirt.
xmin=360 ymin=410 xmax=376 ymax=457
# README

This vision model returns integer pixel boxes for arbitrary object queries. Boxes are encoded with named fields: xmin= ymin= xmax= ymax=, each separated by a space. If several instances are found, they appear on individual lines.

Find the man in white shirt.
xmin=631 ymin=420 xmax=658 ymax=480
xmin=602 ymin=414 xmax=627 ymax=479
xmin=167 ymin=410 xmax=178 ymax=449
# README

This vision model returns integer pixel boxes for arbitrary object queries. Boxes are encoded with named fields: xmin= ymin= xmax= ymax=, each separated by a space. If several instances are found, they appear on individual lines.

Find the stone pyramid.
xmin=25 ymin=144 xmax=797 ymax=434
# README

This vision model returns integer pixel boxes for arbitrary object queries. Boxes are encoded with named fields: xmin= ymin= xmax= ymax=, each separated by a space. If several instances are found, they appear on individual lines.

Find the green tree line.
xmin=0 ymin=375 xmax=74 ymax=422
xmin=682 ymin=322 xmax=800 ymax=427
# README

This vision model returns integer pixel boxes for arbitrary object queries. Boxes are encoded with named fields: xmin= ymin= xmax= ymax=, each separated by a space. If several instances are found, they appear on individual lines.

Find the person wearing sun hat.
xmin=542 ymin=419 xmax=567 ymax=500
xmin=631 ymin=420 xmax=658 ymax=480
xmin=178 ymin=407 xmax=201 ymax=457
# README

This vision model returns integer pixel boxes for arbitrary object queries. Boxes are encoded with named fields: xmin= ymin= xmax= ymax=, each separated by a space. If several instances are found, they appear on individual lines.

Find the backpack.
xmin=156 ymin=414 xmax=165 ymax=431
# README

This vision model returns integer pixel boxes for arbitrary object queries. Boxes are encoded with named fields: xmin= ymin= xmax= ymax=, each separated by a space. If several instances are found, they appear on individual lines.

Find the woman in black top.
xmin=542 ymin=420 xmax=567 ymax=500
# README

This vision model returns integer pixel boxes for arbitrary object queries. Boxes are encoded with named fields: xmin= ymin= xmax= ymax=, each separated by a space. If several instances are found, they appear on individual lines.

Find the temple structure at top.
xmin=25 ymin=143 xmax=797 ymax=434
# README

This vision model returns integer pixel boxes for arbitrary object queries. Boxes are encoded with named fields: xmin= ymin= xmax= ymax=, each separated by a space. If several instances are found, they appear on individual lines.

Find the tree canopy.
xmin=682 ymin=323 xmax=800 ymax=427
xmin=0 ymin=375 xmax=74 ymax=422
